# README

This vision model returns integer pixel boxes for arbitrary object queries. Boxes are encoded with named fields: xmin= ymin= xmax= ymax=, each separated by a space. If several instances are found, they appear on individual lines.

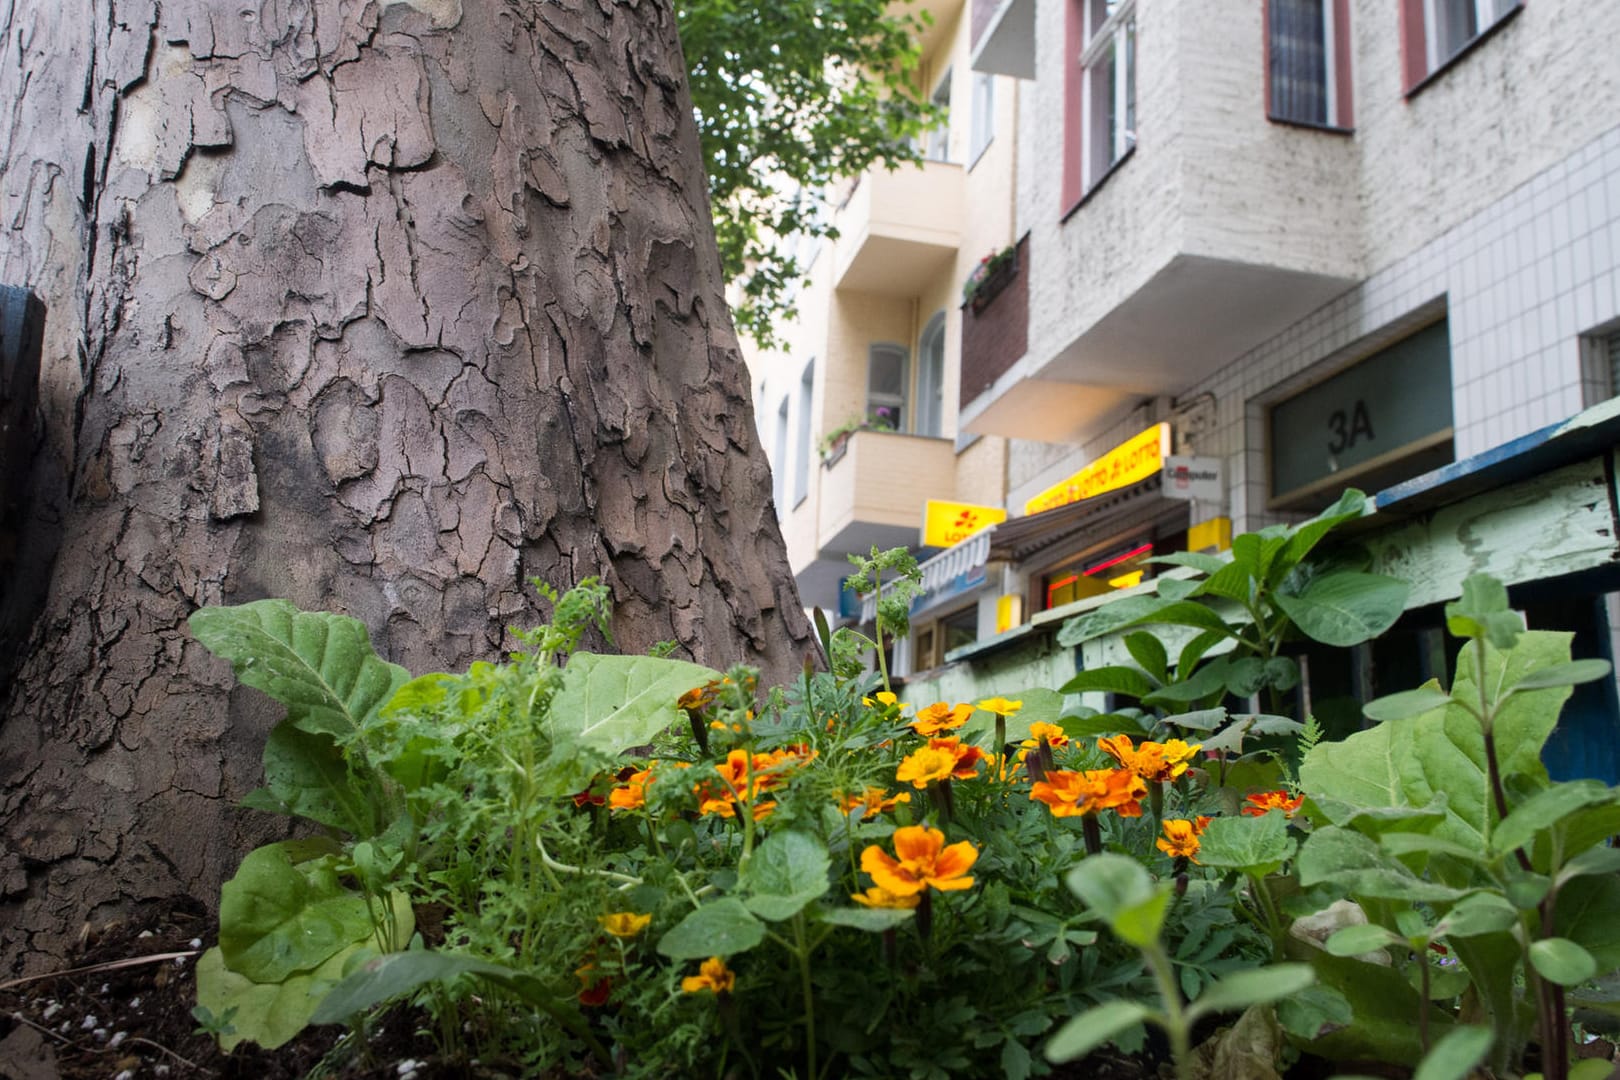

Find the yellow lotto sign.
xmin=1024 ymin=423 xmax=1170 ymax=516
xmin=922 ymin=500 xmax=1008 ymax=547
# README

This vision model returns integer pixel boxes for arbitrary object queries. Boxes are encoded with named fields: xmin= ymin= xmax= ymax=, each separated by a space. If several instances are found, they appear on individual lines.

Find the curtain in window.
xmin=1269 ymin=0 xmax=1328 ymax=126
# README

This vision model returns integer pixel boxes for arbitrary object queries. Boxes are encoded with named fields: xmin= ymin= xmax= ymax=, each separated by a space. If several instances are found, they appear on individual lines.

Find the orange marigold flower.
xmin=1023 ymin=721 xmax=1070 ymax=749
xmin=695 ymin=783 xmax=777 ymax=820
xmin=896 ymin=744 xmax=960 ymax=788
xmin=598 ymin=912 xmax=652 ymax=938
xmin=679 ymin=681 xmax=720 ymax=712
xmin=1242 ymin=790 xmax=1305 ymax=817
xmin=1097 ymin=735 xmax=1202 ymax=783
xmin=1029 ymin=768 xmax=1147 ymax=818
xmin=909 ymin=702 xmax=974 ymax=736
xmin=841 ymin=787 xmax=912 ymax=817
xmin=681 ymin=956 xmax=736 ymax=994
xmin=930 ymin=737 xmax=988 ymax=780
xmin=860 ymin=825 xmax=979 ymax=896
xmin=1156 ymin=819 xmax=1202 ymax=861
xmin=608 ymin=766 xmax=655 ymax=811
xmin=572 ymin=786 xmax=606 ymax=808
xmin=851 ymin=885 xmax=921 ymax=910
xmin=977 ymin=696 xmax=1023 ymax=717
xmin=1194 ymin=815 xmax=1213 ymax=834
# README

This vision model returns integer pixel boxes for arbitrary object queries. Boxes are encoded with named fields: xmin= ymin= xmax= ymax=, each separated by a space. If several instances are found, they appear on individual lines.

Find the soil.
xmin=0 ymin=898 xmax=437 ymax=1080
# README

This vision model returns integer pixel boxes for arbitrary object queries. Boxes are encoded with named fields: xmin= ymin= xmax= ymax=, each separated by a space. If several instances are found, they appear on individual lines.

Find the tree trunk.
xmin=0 ymin=0 xmax=814 ymax=972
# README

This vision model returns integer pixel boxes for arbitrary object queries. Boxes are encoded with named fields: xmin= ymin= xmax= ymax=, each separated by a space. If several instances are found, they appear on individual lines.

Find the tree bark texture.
xmin=0 ymin=0 xmax=815 ymax=971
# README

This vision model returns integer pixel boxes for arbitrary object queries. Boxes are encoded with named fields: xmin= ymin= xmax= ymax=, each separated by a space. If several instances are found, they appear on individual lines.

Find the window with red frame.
xmin=1401 ymin=0 xmax=1521 ymax=91
xmin=1267 ymin=0 xmax=1353 ymax=129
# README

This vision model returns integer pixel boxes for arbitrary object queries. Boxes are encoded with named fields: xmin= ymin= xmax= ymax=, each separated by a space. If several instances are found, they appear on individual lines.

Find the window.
xmin=793 ymin=360 xmax=814 ymax=505
xmin=1268 ymin=0 xmax=1352 ymax=129
xmin=772 ymin=396 xmax=789 ymax=514
xmin=916 ymin=313 xmax=947 ymax=438
xmin=1080 ymin=0 xmax=1135 ymax=193
xmin=969 ymin=73 xmax=995 ymax=163
xmin=867 ymin=343 xmax=909 ymax=431
xmin=925 ymin=70 xmax=953 ymax=162
xmin=1401 ymin=0 xmax=1520 ymax=90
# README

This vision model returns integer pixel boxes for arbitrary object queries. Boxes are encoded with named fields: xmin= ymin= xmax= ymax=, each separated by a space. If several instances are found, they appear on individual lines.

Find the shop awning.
xmin=987 ymin=475 xmax=1170 ymax=563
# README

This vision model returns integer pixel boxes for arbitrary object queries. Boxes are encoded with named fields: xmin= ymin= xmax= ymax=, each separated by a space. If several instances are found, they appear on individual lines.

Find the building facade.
xmin=751 ymin=0 xmax=1620 ymax=702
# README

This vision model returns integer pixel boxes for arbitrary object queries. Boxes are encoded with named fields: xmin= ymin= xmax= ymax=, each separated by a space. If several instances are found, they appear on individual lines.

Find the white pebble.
xmin=114 ymin=1071 xmax=135 ymax=1080
xmin=80 ymin=1015 xmax=97 ymax=1030
xmin=397 ymin=1059 xmax=423 ymax=1075
xmin=189 ymin=938 xmax=202 ymax=949
xmin=99 ymin=983 xmax=109 ymax=994
xmin=41 ymin=1002 xmax=61 ymax=1021
xmin=155 ymin=1066 xmax=171 ymax=1076
xmin=109 ymin=1031 xmax=127 ymax=1048
xmin=137 ymin=930 xmax=154 ymax=938
xmin=129 ymin=996 xmax=141 ymax=1009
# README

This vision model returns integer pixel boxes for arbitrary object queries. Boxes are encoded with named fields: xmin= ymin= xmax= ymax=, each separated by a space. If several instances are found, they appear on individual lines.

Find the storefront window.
xmin=1043 ymin=540 xmax=1155 ymax=610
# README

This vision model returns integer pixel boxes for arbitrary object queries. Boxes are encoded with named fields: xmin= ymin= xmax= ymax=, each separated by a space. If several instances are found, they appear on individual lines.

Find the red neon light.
xmin=1046 ymin=574 xmax=1079 ymax=607
xmin=1083 ymin=542 xmax=1152 ymax=577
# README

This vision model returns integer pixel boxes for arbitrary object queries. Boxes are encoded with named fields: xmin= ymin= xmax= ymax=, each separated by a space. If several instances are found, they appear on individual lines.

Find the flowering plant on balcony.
xmin=818 ymin=407 xmax=898 ymax=462
xmin=961 ymin=243 xmax=1017 ymax=312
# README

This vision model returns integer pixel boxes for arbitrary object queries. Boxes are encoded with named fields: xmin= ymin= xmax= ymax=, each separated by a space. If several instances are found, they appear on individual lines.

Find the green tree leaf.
xmin=189 ymin=601 xmax=410 ymax=742
xmin=817 ymin=906 xmax=915 ymax=932
xmin=1059 ymin=666 xmax=1156 ymax=699
xmin=1057 ymin=596 xmax=1233 ymax=648
xmin=1276 ymin=488 xmax=1367 ymax=576
xmin=1274 ymin=572 xmax=1409 ymax=647
xmin=657 ymin=898 xmax=766 ymax=959
xmin=1045 ymin=1000 xmax=1153 ymax=1063
xmin=1123 ymin=632 xmax=1169 ymax=684
xmin=219 ymin=844 xmax=376 ymax=983
xmin=740 ymin=831 xmax=831 ymax=921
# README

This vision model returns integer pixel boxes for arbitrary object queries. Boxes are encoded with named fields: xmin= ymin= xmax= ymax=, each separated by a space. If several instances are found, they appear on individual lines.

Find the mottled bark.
xmin=0 ymin=0 xmax=814 ymax=971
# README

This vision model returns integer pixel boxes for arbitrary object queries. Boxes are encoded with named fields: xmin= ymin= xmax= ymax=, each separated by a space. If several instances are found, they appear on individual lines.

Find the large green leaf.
xmin=1555 ymin=874 xmax=1620 ymax=972
xmin=1296 ymin=827 xmax=1469 ymax=902
xmin=1273 ymin=572 xmax=1409 ymax=648
xmin=1060 ymin=666 xmax=1156 ymax=699
xmin=1276 ymin=489 xmax=1366 ymax=577
xmin=656 ymin=898 xmax=766 ymax=959
xmin=1195 ymin=811 xmax=1296 ymax=878
xmin=197 ymin=941 xmax=365 ymax=1051
xmin=1492 ymin=780 xmax=1618 ymax=855
xmin=248 ymin=721 xmax=375 ymax=836
xmin=1056 ymin=596 xmax=1233 ymax=648
xmin=548 ymin=653 xmax=722 ymax=755
xmin=1445 ymin=575 xmax=1522 ymax=650
xmin=817 ymin=906 xmax=915 ymax=932
xmin=1412 ymin=1025 xmax=1493 ymax=1080
xmin=219 ymin=844 xmax=375 ymax=983
xmin=1123 ymin=632 xmax=1169 ymax=683
xmin=1188 ymin=964 xmax=1314 ymax=1022
xmin=740 ymin=831 xmax=830 ymax=921
xmin=189 ymin=601 xmax=409 ymax=742
xmin=1299 ymin=631 xmax=1575 ymax=848
xmin=1285 ymin=937 xmax=1435 ymax=1065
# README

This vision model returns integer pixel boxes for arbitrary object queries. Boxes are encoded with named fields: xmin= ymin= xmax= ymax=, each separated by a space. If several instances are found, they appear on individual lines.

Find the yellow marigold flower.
xmin=598 ymin=911 xmax=652 ymax=938
xmin=977 ymin=696 xmax=1023 ymax=717
xmin=841 ymin=787 xmax=912 ymax=817
xmin=608 ymin=766 xmax=654 ymax=811
xmin=1029 ymin=768 xmax=1147 ymax=818
xmin=909 ymin=702 xmax=974 ymax=736
xmin=860 ymin=825 xmax=979 ymax=896
xmin=1156 ymin=819 xmax=1202 ymax=862
xmin=851 ymin=885 xmax=921 ymax=909
xmin=1023 ymin=721 xmax=1070 ymax=748
xmin=863 ymin=691 xmax=899 ymax=709
xmin=1242 ymin=790 xmax=1305 ymax=817
xmin=896 ymin=744 xmax=959 ymax=788
xmin=681 ymin=956 xmax=736 ymax=994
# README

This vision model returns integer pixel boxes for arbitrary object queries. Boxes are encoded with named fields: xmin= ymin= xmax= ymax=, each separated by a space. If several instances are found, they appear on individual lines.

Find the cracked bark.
xmin=0 ymin=0 xmax=814 ymax=972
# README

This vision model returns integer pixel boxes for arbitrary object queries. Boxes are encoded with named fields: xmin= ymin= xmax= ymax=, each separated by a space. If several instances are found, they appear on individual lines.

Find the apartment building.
xmin=754 ymin=0 xmax=1620 ymax=750
xmin=747 ymin=0 xmax=1021 ymax=670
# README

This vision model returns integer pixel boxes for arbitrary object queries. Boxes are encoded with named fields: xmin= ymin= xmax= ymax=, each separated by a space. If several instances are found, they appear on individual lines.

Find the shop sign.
xmin=1269 ymin=319 xmax=1453 ymax=502
xmin=1024 ymin=423 xmax=1170 ymax=516
xmin=1161 ymin=456 xmax=1223 ymax=503
xmin=921 ymin=499 xmax=1008 ymax=548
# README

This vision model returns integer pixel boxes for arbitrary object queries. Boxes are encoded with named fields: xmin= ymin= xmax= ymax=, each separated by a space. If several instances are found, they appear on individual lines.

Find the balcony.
xmin=970 ymin=0 xmax=1035 ymax=79
xmin=960 ymin=235 xmax=1030 ymax=408
xmin=833 ymin=161 xmax=964 ymax=296
xmin=818 ymin=429 xmax=958 ymax=554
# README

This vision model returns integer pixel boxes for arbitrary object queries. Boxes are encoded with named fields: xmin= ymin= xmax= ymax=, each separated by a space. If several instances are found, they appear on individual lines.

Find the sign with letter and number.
xmin=1268 ymin=319 xmax=1453 ymax=504
xmin=1161 ymin=456 xmax=1223 ymax=503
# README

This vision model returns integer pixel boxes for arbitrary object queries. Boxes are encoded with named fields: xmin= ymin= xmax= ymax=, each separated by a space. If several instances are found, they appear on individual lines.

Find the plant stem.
xmin=1144 ymin=943 xmax=1193 ymax=1080
xmin=1081 ymin=815 xmax=1102 ymax=856
xmin=793 ymin=914 xmax=819 ymax=1080
xmin=1248 ymin=873 xmax=1287 ymax=961
xmin=1418 ymin=954 xmax=1431 ymax=1056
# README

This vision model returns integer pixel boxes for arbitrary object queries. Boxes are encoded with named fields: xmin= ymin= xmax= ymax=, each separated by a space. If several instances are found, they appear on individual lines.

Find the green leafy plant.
xmin=818 ymin=408 xmax=900 ymax=460
xmin=962 ymin=244 xmax=1017 ymax=307
xmin=1293 ymin=574 xmax=1616 ymax=1079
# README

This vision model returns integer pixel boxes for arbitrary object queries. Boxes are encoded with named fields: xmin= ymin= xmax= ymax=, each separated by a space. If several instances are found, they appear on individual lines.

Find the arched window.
xmin=916 ymin=312 xmax=947 ymax=437
xmin=867 ymin=342 xmax=909 ymax=432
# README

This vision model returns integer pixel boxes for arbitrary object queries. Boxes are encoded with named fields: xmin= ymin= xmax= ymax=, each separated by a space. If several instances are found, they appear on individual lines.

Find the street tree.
xmin=0 ymin=0 xmax=814 ymax=969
